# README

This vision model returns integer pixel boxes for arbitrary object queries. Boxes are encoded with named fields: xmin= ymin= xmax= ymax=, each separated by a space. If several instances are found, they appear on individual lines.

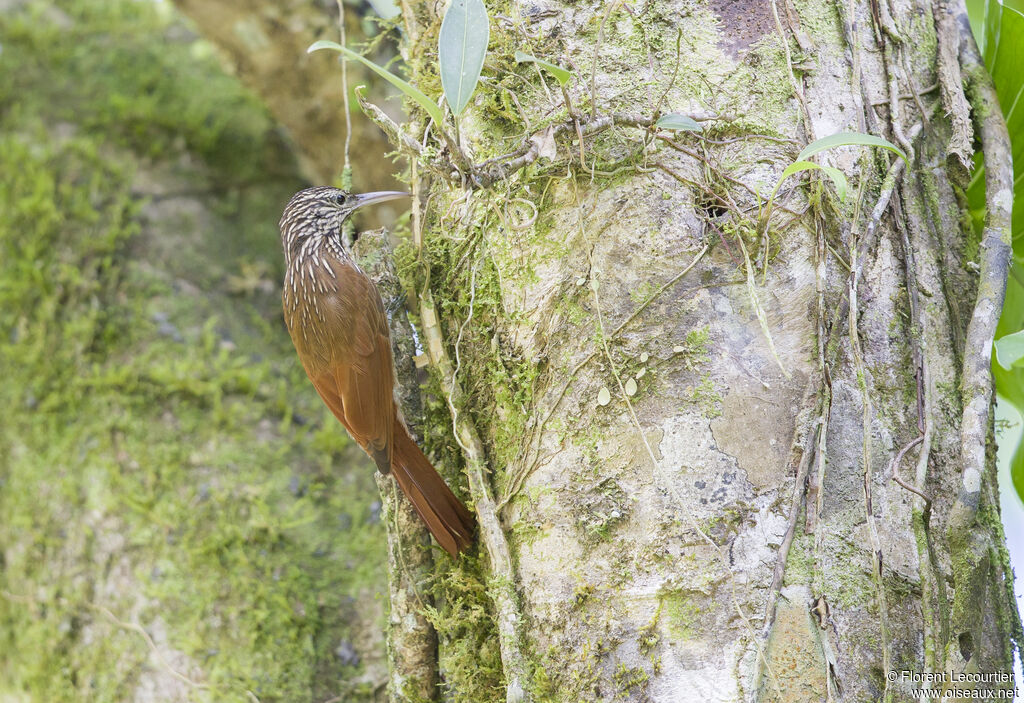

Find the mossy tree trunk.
xmin=186 ymin=0 xmax=1023 ymax=698
xmin=389 ymin=0 xmax=1023 ymax=699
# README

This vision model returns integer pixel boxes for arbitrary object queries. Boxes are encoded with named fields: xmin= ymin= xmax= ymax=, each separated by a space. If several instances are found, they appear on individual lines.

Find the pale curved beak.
xmin=352 ymin=191 xmax=410 ymax=209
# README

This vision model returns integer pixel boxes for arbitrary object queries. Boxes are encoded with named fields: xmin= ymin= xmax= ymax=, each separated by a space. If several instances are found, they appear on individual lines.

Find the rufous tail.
xmin=390 ymin=417 xmax=475 ymax=557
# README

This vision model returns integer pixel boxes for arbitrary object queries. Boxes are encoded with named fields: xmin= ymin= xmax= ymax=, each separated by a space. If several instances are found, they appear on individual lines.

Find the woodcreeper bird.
xmin=279 ymin=186 xmax=475 ymax=556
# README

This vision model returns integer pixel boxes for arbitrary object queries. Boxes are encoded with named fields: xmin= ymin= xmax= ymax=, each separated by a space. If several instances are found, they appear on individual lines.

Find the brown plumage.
xmin=279 ymin=186 xmax=475 ymax=557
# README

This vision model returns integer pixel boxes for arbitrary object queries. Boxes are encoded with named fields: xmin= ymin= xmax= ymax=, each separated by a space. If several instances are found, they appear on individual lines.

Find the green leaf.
xmin=366 ymin=0 xmax=401 ymax=19
xmin=995 ymin=270 xmax=1024 ymax=505
xmin=439 ymin=0 xmax=489 ymax=115
xmin=819 ymin=166 xmax=848 ymax=201
xmin=769 ymin=160 xmax=848 ymax=202
xmin=655 ymin=113 xmax=702 ymax=131
xmin=996 ymin=329 xmax=1024 ymax=369
xmin=981 ymin=0 xmax=1024 ymax=242
xmin=308 ymin=40 xmax=445 ymax=126
xmin=797 ymin=131 xmax=908 ymax=165
xmin=514 ymin=50 xmax=572 ymax=86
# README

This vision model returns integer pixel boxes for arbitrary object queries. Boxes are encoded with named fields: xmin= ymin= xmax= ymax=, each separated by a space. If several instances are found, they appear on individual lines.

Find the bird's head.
xmin=279 ymin=186 xmax=409 ymax=255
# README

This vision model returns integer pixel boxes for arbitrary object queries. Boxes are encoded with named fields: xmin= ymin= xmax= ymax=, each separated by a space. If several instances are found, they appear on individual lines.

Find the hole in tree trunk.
xmin=695 ymin=196 xmax=727 ymax=220
xmin=958 ymin=631 xmax=975 ymax=663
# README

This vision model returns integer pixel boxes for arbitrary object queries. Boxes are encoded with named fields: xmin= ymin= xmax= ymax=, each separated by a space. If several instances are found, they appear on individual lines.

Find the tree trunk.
xmin=393 ymin=0 xmax=1023 ymax=698
xmin=187 ymin=0 xmax=1024 ymax=698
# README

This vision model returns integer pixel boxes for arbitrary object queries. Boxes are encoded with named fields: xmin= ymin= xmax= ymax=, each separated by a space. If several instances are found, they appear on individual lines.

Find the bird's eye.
xmin=334 ymin=193 xmax=347 ymax=205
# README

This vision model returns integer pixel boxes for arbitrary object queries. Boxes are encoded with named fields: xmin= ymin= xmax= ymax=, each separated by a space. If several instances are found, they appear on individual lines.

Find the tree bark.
xmin=187 ymin=0 xmax=1024 ymax=698
xmin=357 ymin=228 xmax=441 ymax=702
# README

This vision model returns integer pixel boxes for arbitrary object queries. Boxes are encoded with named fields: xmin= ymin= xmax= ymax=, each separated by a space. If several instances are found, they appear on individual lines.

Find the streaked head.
xmin=279 ymin=186 xmax=408 ymax=253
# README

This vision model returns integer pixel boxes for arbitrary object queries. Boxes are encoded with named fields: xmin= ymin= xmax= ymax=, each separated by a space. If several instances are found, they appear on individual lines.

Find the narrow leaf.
xmin=656 ymin=113 xmax=702 ymax=131
xmin=439 ymin=0 xmax=489 ymax=115
xmin=308 ymin=40 xmax=445 ymax=126
xmin=819 ymin=166 xmax=848 ymax=201
xmin=965 ymin=0 xmax=985 ymax=46
xmin=515 ymin=50 xmax=571 ymax=86
xmin=778 ymin=161 xmax=821 ymax=180
xmin=773 ymin=160 xmax=848 ymax=202
xmin=797 ymin=131 xmax=908 ymax=165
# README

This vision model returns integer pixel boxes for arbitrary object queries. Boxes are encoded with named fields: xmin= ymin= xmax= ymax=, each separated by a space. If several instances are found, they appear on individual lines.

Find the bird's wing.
xmin=310 ymin=260 xmax=395 ymax=472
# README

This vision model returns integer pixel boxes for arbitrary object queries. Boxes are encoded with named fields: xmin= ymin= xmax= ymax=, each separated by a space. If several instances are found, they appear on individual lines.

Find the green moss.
xmin=788 ymin=0 xmax=844 ymax=49
xmin=825 ymin=540 xmax=877 ymax=610
xmin=686 ymin=375 xmax=723 ymax=417
xmin=0 ymin=2 xmax=386 ymax=701
xmin=561 ymin=638 xmax=603 ymax=699
xmin=396 ymin=198 xmax=543 ymax=498
xmin=683 ymin=326 xmax=712 ymax=363
xmin=572 ymin=582 xmax=596 ymax=609
xmin=422 ymin=555 xmax=505 ymax=701
xmin=638 ymin=604 xmax=663 ymax=656
xmin=611 ymin=663 xmax=649 ymax=698
xmin=628 ymin=280 xmax=661 ymax=305
xmin=526 ymin=646 xmax=558 ymax=701
xmin=782 ymin=529 xmax=816 ymax=586
xmin=660 ymin=589 xmax=702 ymax=641
xmin=385 ymin=293 xmax=504 ymax=700
xmin=711 ymin=38 xmax=796 ymax=138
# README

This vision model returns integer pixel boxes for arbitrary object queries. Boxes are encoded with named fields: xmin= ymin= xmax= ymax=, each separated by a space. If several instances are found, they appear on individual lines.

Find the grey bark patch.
xmin=821 ymin=379 xmax=871 ymax=517
xmin=707 ymin=0 xmax=775 ymax=58
xmin=710 ymin=373 xmax=803 ymax=490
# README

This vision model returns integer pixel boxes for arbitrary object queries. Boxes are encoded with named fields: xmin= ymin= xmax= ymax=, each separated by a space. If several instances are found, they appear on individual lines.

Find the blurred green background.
xmin=0 ymin=1 xmax=389 ymax=701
